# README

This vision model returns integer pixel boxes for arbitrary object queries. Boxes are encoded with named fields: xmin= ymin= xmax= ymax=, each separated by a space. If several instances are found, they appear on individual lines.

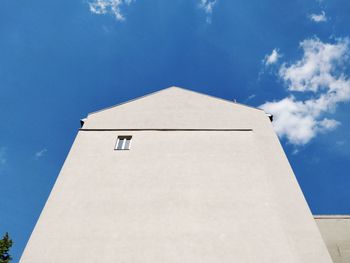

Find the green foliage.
xmin=0 ymin=232 xmax=13 ymax=263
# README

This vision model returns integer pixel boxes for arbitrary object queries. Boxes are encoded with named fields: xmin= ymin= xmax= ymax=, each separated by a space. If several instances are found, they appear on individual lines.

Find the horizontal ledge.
xmin=80 ymin=128 xmax=253 ymax=132
xmin=314 ymin=215 xmax=350 ymax=219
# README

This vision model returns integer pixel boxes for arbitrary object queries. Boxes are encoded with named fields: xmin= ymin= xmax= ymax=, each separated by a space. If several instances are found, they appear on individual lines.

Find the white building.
xmin=20 ymin=87 xmax=334 ymax=262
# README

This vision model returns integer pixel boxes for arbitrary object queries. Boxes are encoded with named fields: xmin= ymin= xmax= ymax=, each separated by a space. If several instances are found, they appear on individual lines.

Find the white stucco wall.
xmin=20 ymin=87 xmax=332 ymax=262
xmin=316 ymin=216 xmax=350 ymax=263
xmin=83 ymin=87 xmax=263 ymax=130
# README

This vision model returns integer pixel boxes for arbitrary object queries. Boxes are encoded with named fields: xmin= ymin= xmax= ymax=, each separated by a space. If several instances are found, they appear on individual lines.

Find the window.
xmin=115 ymin=136 xmax=132 ymax=150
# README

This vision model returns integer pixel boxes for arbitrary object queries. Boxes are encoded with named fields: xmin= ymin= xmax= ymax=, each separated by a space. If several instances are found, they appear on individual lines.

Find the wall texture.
xmin=316 ymin=216 xmax=350 ymax=263
xmin=20 ymin=87 xmax=332 ymax=262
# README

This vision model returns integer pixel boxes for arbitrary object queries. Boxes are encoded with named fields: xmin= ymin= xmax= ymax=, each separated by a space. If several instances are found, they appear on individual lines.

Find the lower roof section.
xmin=315 ymin=215 xmax=350 ymax=263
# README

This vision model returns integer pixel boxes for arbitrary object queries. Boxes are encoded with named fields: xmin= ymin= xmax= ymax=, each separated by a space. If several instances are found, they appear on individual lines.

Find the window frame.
xmin=115 ymin=136 xmax=132 ymax=150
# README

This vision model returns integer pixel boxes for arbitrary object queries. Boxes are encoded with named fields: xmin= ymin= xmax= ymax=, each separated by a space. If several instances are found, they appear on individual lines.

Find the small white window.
xmin=115 ymin=136 xmax=132 ymax=150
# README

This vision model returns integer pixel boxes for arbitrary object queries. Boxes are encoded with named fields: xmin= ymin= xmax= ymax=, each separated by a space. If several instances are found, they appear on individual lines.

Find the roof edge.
xmin=86 ymin=86 xmax=264 ymax=117
xmin=314 ymin=215 xmax=350 ymax=219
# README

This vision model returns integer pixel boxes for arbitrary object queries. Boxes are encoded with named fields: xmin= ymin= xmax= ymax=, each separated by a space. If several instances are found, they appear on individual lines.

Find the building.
xmin=20 ymin=87 xmax=334 ymax=262
xmin=315 ymin=215 xmax=350 ymax=263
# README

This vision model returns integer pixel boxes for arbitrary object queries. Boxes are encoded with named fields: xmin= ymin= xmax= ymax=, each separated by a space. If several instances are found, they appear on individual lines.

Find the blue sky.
xmin=1 ymin=0 xmax=350 ymax=261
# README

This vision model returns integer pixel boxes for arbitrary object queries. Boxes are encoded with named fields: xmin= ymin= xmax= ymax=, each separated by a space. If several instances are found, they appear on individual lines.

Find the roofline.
xmin=170 ymin=87 xmax=265 ymax=113
xmin=79 ymin=128 xmax=254 ymax=132
xmin=86 ymin=86 xmax=265 ymax=116
xmin=314 ymin=215 xmax=350 ymax=219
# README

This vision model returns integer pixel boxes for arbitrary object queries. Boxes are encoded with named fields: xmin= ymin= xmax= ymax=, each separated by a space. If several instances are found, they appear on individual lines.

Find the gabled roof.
xmin=88 ymin=86 xmax=263 ymax=116
xmin=82 ymin=86 xmax=267 ymax=130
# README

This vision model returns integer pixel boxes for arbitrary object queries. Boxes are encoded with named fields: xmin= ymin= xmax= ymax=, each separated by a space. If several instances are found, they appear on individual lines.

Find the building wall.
xmin=316 ymin=216 xmax=350 ymax=263
xmin=20 ymin=88 xmax=332 ymax=262
xmin=83 ymin=87 xmax=264 ymax=130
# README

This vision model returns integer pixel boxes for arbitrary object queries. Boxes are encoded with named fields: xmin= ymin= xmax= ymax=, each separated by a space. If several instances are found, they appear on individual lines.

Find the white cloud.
xmin=0 ymin=147 xmax=6 ymax=165
xmin=279 ymin=38 xmax=349 ymax=93
xmin=89 ymin=0 xmax=134 ymax=21
xmin=199 ymin=0 xmax=217 ymax=23
xmin=260 ymin=38 xmax=350 ymax=145
xmin=247 ymin=94 xmax=256 ymax=100
xmin=35 ymin=148 xmax=48 ymax=159
xmin=264 ymin=49 xmax=281 ymax=66
xmin=318 ymin=118 xmax=340 ymax=132
xmin=199 ymin=0 xmax=217 ymax=14
xmin=261 ymin=96 xmax=341 ymax=145
xmin=309 ymin=11 xmax=327 ymax=23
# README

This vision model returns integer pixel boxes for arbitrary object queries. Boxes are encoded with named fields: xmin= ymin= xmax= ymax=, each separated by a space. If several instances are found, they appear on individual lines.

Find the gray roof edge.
xmin=85 ymin=86 xmax=265 ymax=117
xmin=314 ymin=215 xmax=350 ymax=219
